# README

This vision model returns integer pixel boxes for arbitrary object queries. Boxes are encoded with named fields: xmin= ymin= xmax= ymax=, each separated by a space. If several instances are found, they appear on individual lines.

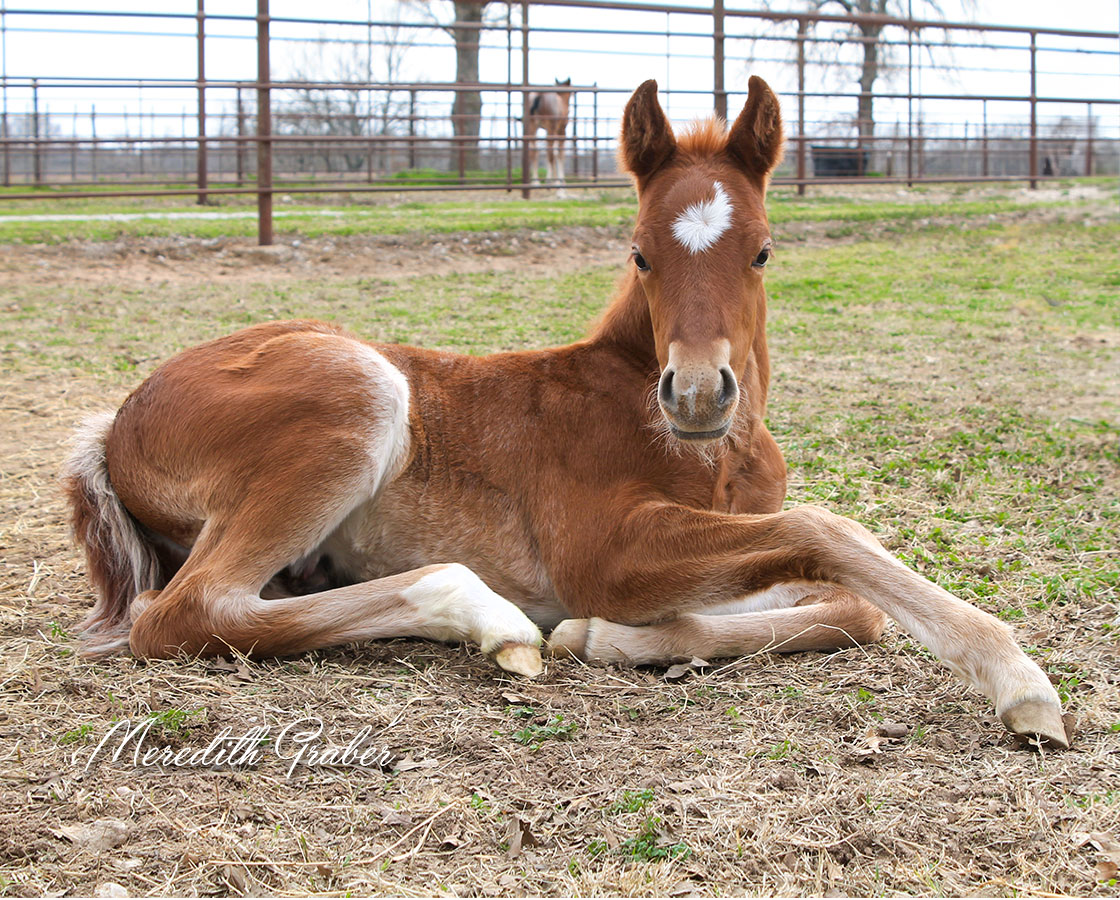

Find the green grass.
xmin=511 ymin=714 xmax=578 ymax=749
xmin=0 ymin=189 xmax=637 ymax=243
xmin=769 ymin=220 xmax=1118 ymax=329
xmin=618 ymin=817 xmax=692 ymax=862
xmin=0 ymin=176 xmax=1112 ymax=244
xmin=147 ymin=708 xmax=205 ymax=738
xmin=56 ymin=724 xmax=95 ymax=745
xmin=607 ymin=789 xmax=655 ymax=815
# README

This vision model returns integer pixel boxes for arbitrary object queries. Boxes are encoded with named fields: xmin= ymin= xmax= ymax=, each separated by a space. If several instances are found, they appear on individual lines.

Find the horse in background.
xmin=525 ymin=78 xmax=573 ymax=194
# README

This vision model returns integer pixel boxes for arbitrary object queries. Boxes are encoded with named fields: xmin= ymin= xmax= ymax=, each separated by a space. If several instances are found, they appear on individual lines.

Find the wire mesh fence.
xmin=1 ymin=1 xmax=1116 ymax=241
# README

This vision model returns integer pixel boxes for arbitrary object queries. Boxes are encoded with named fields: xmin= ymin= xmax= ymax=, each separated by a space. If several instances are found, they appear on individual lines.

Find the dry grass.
xmin=0 ymin=186 xmax=1117 ymax=897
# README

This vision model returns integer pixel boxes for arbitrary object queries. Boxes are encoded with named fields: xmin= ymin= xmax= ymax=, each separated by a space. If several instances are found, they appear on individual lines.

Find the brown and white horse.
xmin=63 ymin=78 xmax=1067 ymax=748
xmin=525 ymin=78 xmax=572 ymax=193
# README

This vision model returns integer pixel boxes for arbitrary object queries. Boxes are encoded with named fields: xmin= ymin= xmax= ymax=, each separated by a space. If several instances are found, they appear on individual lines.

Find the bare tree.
xmin=407 ymin=0 xmax=505 ymax=170
xmin=756 ymin=1 xmax=974 ymax=150
xmin=277 ymin=21 xmax=415 ymax=176
xmin=281 ymin=45 xmax=368 ymax=173
xmin=369 ymin=12 xmax=417 ymax=171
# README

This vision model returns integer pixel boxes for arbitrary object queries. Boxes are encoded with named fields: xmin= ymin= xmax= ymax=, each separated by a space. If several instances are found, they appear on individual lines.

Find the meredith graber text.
xmin=82 ymin=716 xmax=395 ymax=778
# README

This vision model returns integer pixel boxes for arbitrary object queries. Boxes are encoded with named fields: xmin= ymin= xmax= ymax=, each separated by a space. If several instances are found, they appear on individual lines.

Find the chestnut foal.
xmin=64 ymin=78 xmax=1066 ymax=748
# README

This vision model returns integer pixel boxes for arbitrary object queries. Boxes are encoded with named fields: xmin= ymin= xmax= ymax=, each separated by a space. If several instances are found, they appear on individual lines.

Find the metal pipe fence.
xmin=0 ymin=1 xmax=1116 ymax=244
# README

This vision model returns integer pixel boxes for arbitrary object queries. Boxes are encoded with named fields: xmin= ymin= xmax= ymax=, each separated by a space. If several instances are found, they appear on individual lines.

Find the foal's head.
xmin=621 ymin=77 xmax=783 ymax=444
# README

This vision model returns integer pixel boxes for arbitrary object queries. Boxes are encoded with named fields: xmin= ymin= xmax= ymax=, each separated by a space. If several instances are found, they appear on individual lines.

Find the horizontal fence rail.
xmin=0 ymin=1 xmax=1116 ymax=243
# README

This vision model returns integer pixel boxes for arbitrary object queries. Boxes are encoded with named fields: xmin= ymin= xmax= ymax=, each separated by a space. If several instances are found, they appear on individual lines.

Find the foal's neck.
xmin=588 ymin=271 xmax=658 ymax=370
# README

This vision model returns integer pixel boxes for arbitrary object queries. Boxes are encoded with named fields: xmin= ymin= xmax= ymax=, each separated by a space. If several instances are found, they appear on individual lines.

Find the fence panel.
xmin=0 ymin=2 xmax=1115 ymax=243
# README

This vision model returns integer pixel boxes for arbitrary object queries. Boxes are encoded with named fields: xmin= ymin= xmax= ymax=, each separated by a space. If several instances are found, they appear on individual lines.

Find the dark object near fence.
xmin=811 ymin=146 xmax=870 ymax=177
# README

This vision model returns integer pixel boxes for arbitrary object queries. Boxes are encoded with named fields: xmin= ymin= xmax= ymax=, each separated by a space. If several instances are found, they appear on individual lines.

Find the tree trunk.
xmin=450 ymin=1 xmax=485 ymax=171
xmin=854 ymin=0 xmax=888 ymax=173
xmin=857 ymin=22 xmax=882 ymax=155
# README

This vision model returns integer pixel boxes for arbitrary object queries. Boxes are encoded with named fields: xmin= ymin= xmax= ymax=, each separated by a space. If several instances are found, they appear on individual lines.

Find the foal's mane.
xmin=675 ymin=117 xmax=730 ymax=158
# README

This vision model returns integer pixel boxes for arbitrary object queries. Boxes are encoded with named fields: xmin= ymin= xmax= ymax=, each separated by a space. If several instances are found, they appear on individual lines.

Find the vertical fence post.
xmin=505 ymin=0 xmax=513 ymax=191
xmin=457 ymin=110 xmax=466 ymax=184
xmin=982 ymin=98 xmax=988 ymax=178
xmin=236 ymin=87 xmax=245 ymax=186
xmin=520 ymin=0 xmax=530 ymax=199
xmin=408 ymin=89 xmax=417 ymax=169
xmin=71 ymin=109 xmax=77 ymax=181
xmin=197 ymin=0 xmax=208 ymax=204
xmin=571 ymin=90 xmax=578 ymax=177
xmin=1085 ymin=102 xmax=1093 ymax=176
xmin=90 ymin=105 xmax=97 ymax=182
xmin=366 ymin=0 xmax=374 ymax=184
xmin=1028 ymin=30 xmax=1037 ymax=189
xmin=905 ymin=21 xmax=913 ymax=187
xmin=1 ymin=2 xmax=8 ymax=187
xmin=32 ymin=77 xmax=41 ymax=186
xmin=257 ymin=0 xmax=273 ymax=245
xmin=917 ymin=114 xmax=924 ymax=178
xmin=796 ymin=16 xmax=806 ymax=196
xmin=591 ymin=85 xmax=598 ymax=182
xmin=0 ymin=85 xmax=7 ymax=188
xmin=712 ymin=0 xmax=725 ymax=121
xmin=139 ymin=101 xmax=145 ymax=177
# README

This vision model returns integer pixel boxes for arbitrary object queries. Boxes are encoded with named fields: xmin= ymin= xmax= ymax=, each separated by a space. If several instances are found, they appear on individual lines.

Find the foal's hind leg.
xmin=129 ymin=554 xmax=544 ymax=676
xmin=548 ymin=583 xmax=884 ymax=665
xmin=125 ymin=473 xmax=542 ymax=672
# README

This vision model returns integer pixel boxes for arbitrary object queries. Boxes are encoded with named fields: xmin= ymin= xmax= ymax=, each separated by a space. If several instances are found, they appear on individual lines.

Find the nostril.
xmin=717 ymin=366 xmax=738 ymax=410
xmin=658 ymin=367 xmax=677 ymax=411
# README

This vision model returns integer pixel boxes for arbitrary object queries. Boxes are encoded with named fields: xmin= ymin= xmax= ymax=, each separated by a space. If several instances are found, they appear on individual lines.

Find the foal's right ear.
xmin=620 ymin=80 xmax=677 ymax=181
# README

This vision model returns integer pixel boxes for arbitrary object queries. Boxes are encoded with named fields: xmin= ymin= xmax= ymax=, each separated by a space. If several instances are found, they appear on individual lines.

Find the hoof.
xmin=491 ymin=642 xmax=543 ymax=678
xmin=1000 ymin=699 xmax=1070 ymax=750
xmin=546 ymin=618 xmax=590 ymax=660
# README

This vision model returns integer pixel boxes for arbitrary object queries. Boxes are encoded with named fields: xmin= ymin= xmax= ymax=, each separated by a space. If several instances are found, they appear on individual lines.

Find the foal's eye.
xmin=752 ymin=248 xmax=771 ymax=269
xmin=632 ymin=251 xmax=650 ymax=272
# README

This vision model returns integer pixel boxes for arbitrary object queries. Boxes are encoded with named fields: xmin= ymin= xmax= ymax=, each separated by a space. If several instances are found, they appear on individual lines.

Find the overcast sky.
xmin=1 ymin=1 xmax=1116 ymax=139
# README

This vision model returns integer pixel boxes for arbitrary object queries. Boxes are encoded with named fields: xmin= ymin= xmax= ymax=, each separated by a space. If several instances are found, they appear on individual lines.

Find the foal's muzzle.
xmin=657 ymin=363 xmax=738 ymax=441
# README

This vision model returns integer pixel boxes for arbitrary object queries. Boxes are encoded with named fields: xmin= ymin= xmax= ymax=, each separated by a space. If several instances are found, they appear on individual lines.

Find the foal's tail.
xmin=61 ymin=411 xmax=163 ymax=655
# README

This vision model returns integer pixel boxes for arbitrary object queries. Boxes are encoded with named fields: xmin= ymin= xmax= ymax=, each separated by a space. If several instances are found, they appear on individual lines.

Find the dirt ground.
xmin=0 ymin=205 xmax=1118 ymax=897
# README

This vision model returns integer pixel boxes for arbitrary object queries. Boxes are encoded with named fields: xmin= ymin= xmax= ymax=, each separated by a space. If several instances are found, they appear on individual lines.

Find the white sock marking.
xmin=671 ymin=182 xmax=733 ymax=254
xmin=401 ymin=564 xmax=542 ymax=653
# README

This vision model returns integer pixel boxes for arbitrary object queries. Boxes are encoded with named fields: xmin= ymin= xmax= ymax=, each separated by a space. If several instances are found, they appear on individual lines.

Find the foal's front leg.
xmin=549 ymin=503 xmax=1067 ymax=747
xmin=550 ymin=134 xmax=568 ymax=196
xmin=551 ymin=582 xmax=886 ymax=664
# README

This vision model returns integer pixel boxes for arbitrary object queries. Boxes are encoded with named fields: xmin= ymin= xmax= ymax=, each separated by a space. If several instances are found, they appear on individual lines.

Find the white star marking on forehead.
xmin=671 ymin=182 xmax=733 ymax=255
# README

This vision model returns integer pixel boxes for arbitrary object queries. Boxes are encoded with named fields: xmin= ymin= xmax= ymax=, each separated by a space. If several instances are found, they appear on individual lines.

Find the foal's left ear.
xmin=726 ymin=76 xmax=784 ymax=183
